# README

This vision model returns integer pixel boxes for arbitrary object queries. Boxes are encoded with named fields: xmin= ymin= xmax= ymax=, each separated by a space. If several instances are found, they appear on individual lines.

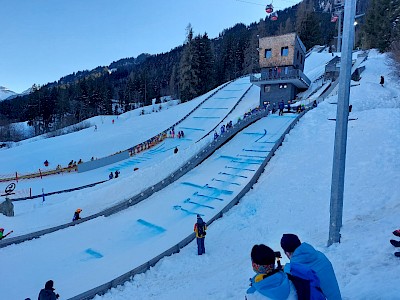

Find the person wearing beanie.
xmin=246 ymin=244 xmax=297 ymax=300
xmin=38 ymin=279 xmax=60 ymax=300
xmin=280 ymin=234 xmax=341 ymax=300
xmin=194 ymin=215 xmax=207 ymax=255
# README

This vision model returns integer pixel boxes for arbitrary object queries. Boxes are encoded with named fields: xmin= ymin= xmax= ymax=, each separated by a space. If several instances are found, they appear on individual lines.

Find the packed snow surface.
xmin=0 ymin=50 xmax=399 ymax=299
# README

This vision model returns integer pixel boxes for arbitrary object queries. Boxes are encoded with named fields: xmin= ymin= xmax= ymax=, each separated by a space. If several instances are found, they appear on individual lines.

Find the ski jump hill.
xmin=0 ymin=51 xmax=350 ymax=299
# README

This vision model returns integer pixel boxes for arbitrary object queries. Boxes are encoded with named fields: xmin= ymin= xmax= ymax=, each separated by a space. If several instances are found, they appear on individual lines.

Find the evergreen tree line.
xmin=3 ymin=0 xmax=389 ymax=141
xmin=362 ymin=0 xmax=400 ymax=52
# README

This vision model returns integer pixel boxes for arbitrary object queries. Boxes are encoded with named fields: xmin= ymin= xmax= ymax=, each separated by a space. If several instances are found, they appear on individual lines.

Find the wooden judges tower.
xmin=250 ymin=33 xmax=311 ymax=106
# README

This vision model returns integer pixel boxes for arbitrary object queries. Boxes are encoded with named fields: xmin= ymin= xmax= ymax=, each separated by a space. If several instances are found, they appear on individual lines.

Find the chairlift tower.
xmin=334 ymin=1 xmax=345 ymax=52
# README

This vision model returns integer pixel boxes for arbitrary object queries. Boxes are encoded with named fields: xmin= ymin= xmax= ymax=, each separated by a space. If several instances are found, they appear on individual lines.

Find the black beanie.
xmin=251 ymin=244 xmax=275 ymax=265
xmin=280 ymin=234 xmax=301 ymax=252
xmin=45 ymin=280 xmax=54 ymax=290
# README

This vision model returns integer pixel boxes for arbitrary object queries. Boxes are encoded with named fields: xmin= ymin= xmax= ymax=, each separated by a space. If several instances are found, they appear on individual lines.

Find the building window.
xmin=297 ymin=50 xmax=299 ymax=59
xmin=264 ymin=85 xmax=271 ymax=92
xmin=279 ymin=84 xmax=287 ymax=89
xmin=300 ymin=54 xmax=303 ymax=64
xmin=281 ymin=46 xmax=289 ymax=57
xmin=264 ymin=49 xmax=272 ymax=59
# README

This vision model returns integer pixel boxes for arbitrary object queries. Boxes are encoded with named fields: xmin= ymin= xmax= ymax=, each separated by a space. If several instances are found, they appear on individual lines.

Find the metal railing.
xmin=250 ymin=69 xmax=311 ymax=86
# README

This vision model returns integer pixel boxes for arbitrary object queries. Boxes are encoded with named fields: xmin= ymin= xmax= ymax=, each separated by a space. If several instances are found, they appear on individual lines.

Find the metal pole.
xmin=337 ymin=7 xmax=342 ymax=52
xmin=328 ymin=0 xmax=356 ymax=246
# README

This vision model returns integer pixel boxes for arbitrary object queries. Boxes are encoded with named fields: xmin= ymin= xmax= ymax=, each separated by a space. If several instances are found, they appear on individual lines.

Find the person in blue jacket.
xmin=280 ymin=234 xmax=342 ymax=300
xmin=246 ymin=244 xmax=297 ymax=300
xmin=278 ymin=101 xmax=285 ymax=116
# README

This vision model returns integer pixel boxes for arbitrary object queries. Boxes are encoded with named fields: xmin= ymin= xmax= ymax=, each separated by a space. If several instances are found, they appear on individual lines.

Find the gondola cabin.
xmin=270 ymin=12 xmax=278 ymax=21
xmin=265 ymin=4 xmax=274 ymax=14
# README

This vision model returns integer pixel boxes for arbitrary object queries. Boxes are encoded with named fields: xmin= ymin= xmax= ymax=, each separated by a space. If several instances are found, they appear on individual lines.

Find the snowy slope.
xmin=0 ymin=51 xmax=399 ymax=299
xmin=96 ymin=50 xmax=400 ymax=299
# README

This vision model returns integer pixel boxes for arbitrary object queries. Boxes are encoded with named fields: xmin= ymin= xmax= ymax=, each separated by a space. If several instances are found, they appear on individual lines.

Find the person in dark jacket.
xmin=380 ymin=75 xmax=384 ymax=87
xmin=194 ymin=214 xmax=207 ymax=255
xmin=278 ymin=101 xmax=285 ymax=116
xmin=72 ymin=208 xmax=82 ymax=221
xmin=38 ymin=280 xmax=59 ymax=300
xmin=281 ymin=233 xmax=341 ymax=300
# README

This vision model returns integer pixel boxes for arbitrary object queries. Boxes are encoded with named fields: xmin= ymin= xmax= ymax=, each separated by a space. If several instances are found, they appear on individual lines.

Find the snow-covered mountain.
xmin=0 ymin=86 xmax=17 ymax=101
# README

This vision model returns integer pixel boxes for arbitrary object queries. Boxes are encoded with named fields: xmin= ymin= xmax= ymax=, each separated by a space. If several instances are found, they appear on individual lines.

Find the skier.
xmin=114 ymin=170 xmax=120 ymax=178
xmin=246 ymin=244 xmax=297 ymax=299
xmin=313 ymin=100 xmax=318 ymax=108
xmin=109 ymin=172 xmax=114 ymax=180
xmin=72 ymin=208 xmax=82 ymax=221
xmin=380 ymin=75 xmax=384 ymax=87
xmin=174 ymin=147 xmax=178 ymax=154
xmin=194 ymin=214 xmax=207 ymax=255
xmin=44 ymin=160 xmax=49 ymax=167
xmin=390 ymin=229 xmax=400 ymax=257
xmin=38 ymin=280 xmax=60 ymax=300
xmin=0 ymin=228 xmax=13 ymax=240
xmin=94 ymin=125 xmax=97 ymax=131
xmin=278 ymin=101 xmax=284 ymax=116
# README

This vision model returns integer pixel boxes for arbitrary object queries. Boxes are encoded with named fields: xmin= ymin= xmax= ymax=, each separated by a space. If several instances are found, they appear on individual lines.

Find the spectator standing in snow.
xmin=174 ymin=147 xmax=178 ymax=154
xmin=278 ymin=101 xmax=284 ymax=116
xmin=214 ymin=131 xmax=219 ymax=140
xmin=380 ymin=76 xmax=384 ymax=87
xmin=38 ymin=280 xmax=59 ymax=300
xmin=114 ymin=170 xmax=120 ymax=178
xmin=280 ymin=233 xmax=341 ymax=300
xmin=194 ymin=215 xmax=207 ymax=255
xmin=72 ymin=209 xmax=82 ymax=222
xmin=109 ymin=172 xmax=113 ymax=180
xmin=246 ymin=244 xmax=297 ymax=300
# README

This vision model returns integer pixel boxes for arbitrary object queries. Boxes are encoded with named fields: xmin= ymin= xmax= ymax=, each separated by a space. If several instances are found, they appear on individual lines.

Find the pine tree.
xmin=296 ymin=0 xmax=323 ymax=49
xmin=362 ymin=0 xmax=392 ymax=51
xmin=179 ymin=24 xmax=200 ymax=101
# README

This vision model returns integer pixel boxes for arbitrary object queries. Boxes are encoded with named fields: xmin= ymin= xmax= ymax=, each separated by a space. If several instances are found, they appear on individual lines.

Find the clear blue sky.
xmin=0 ymin=0 xmax=300 ymax=93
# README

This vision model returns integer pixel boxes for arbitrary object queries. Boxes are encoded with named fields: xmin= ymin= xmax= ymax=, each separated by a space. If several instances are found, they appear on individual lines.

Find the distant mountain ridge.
xmin=0 ymin=86 xmax=17 ymax=101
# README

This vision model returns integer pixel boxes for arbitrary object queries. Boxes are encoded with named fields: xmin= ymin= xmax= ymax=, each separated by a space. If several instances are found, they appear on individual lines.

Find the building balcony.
xmin=250 ymin=69 xmax=311 ymax=89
